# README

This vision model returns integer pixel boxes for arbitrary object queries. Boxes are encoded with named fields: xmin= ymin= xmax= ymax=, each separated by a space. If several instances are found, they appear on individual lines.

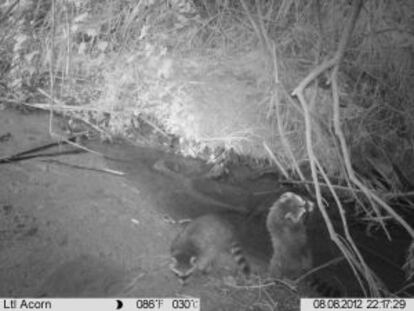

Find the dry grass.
xmin=1 ymin=0 xmax=413 ymax=297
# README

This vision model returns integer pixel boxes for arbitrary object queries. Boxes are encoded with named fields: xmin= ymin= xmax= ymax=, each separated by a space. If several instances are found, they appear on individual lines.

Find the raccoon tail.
xmin=230 ymin=242 xmax=251 ymax=275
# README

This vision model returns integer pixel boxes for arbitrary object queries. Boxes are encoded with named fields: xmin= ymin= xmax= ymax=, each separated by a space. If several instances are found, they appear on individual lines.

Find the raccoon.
xmin=169 ymin=213 xmax=250 ymax=282
xmin=266 ymin=192 xmax=314 ymax=279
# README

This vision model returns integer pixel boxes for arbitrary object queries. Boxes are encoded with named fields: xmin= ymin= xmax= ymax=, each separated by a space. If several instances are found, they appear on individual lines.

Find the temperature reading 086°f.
xmin=136 ymin=299 xmax=163 ymax=309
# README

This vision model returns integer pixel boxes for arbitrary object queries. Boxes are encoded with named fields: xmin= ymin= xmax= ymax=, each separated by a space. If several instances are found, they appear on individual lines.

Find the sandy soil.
xmin=0 ymin=109 xmax=299 ymax=310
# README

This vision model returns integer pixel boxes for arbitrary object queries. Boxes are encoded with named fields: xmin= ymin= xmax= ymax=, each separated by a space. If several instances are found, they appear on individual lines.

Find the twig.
xmin=0 ymin=0 xmax=19 ymax=24
xmin=383 ymin=191 xmax=414 ymax=199
xmin=0 ymin=149 xmax=85 ymax=164
xmin=292 ymin=57 xmax=338 ymax=96
xmin=256 ymin=0 xmax=272 ymax=56
xmin=31 ymin=91 xmax=112 ymax=138
xmin=262 ymin=141 xmax=289 ymax=179
xmin=262 ymin=288 xmax=278 ymax=311
xmin=294 ymin=256 xmax=345 ymax=284
xmin=240 ymin=0 xmax=265 ymax=50
xmin=40 ymin=159 xmax=125 ymax=176
xmin=316 ymin=158 xmax=377 ymax=296
xmin=331 ymin=0 xmax=384 ymax=296
xmin=225 ymin=277 xmax=297 ymax=293
xmin=139 ymin=115 xmax=169 ymax=138
xmin=280 ymin=179 xmax=363 ymax=194
xmin=276 ymin=84 xmax=308 ymax=187
xmin=268 ymin=41 xmax=308 ymax=189
xmin=118 ymin=272 xmax=146 ymax=296
xmin=290 ymin=0 xmax=386 ymax=296
xmin=329 ymin=0 xmax=414 ymax=241
xmin=48 ymin=0 xmax=56 ymax=138
xmin=394 ymin=282 xmax=414 ymax=296
xmin=0 ymin=135 xmax=87 ymax=163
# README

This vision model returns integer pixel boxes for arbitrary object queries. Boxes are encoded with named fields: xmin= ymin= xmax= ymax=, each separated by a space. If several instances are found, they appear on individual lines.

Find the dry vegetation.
xmin=1 ymin=0 xmax=413 ymax=297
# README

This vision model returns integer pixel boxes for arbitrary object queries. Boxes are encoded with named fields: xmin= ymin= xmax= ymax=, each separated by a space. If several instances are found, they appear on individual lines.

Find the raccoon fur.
xmin=169 ymin=213 xmax=250 ymax=282
xmin=266 ymin=192 xmax=314 ymax=279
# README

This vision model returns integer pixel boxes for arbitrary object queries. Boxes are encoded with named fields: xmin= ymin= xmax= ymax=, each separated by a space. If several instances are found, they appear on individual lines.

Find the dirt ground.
xmin=0 ymin=109 xmax=299 ymax=310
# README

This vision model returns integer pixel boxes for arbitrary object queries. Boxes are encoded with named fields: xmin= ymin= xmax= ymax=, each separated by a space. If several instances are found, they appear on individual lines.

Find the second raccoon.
xmin=169 ymin=213 xmax=250 ymax=282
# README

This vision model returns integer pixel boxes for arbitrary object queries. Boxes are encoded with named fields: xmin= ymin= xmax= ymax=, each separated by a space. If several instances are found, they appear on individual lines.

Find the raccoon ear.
xmin=190 ymin=256 xmax=198 ymax=266
xmin=306 ymin=200 xmax=315 ymax=212
xmin=170 ymin=257 xmax=177 ymax=265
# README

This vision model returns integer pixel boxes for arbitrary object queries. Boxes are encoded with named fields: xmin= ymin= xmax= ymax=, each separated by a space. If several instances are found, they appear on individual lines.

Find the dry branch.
xmin=291 ymin=0 xmax=391 ymax=296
